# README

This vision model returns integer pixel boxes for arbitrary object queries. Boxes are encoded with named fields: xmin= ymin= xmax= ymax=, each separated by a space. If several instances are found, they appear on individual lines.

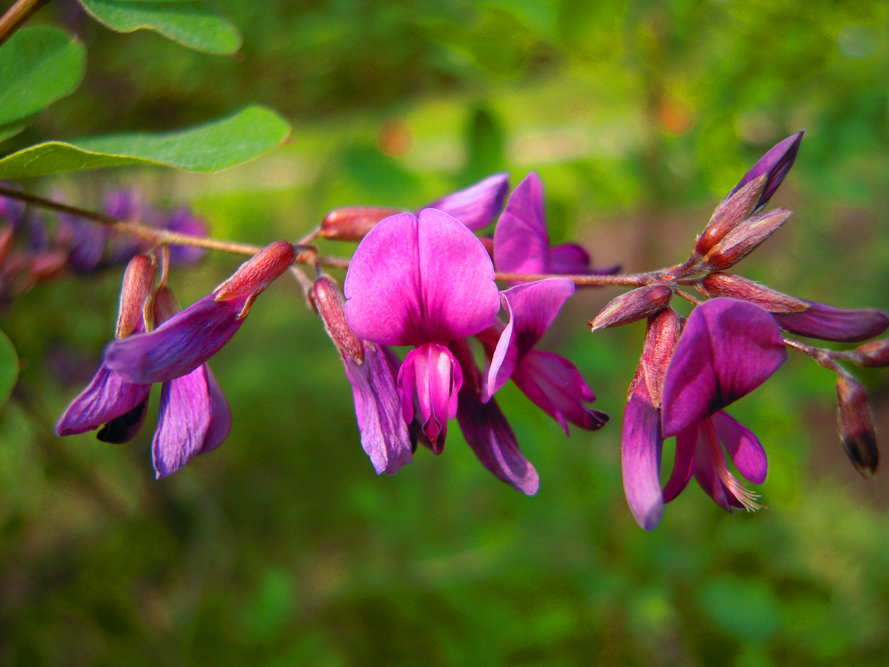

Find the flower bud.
xmin=30 ymin=249 xmax=68 ymax=281
xmin=698 ymin=273 xmax=808 ymax=314
xmin=320 ymin=207 xmax=403 ymax=242
xmin=701 ymin=209 xmax=791 ymax=271
xmin=695 ymin=174 xmax=767 ymax=256
xmin=628 ymin=308 xmax=682 ymax=406
xmin=313 ymin=275 xmax=364 ymax=364
xmin=730 ymin=130 xmax=804 ymax=212
xmin=116 ymin=254 xmax=155 ymax=339
xmin=213 ymin=241 xmax=295 ymax=302
xmin=849 ymin=339 xmax=889 ymax=368
xmin=836 ymin=373 xmax=879 ymax=478
xmin=590 ymin=283 xmax=674 ymax=331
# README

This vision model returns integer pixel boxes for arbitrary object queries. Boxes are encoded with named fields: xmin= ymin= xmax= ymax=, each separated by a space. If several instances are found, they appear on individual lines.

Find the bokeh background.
xmin=2 ymin=1 xmax=889 ymax=665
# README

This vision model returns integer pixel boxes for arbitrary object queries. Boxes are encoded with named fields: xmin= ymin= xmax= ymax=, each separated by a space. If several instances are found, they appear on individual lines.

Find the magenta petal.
xmin=493 ymin=173 xmax=550 ymax=275
xmin=343 ymin=342 xmax=413 ymax=475
xmin=485 ymin=279 xmax=576 ymax=400
xmin=97 ymin=399 xmax=149 ymax=444
xmin=106 ymin=294 xmax=244 ymax=384
xmin=773 ymin=300 xmax=889 ymax=343
xmin=424 ymin=173 xmax=509 ymax=231
xmin=344 ymin=210 xmax=500 ymax=346
xmin=152 ymin=367 xmax=213 ymax=478
xmin=450 ymin=340 xmax=539 ymax=495
xmin=510 ymin=351 xmax=606 ymax=434
xmin=712 ymin=411 xmax=767 ymax=484
xmin=692 ymin=430 xmax=734 ymax=513
xmin=548 ymin=243 xmax=591 ymax=274
xmin=661 ymin=299 xmax=787 ymax=437
xmin=56 ymin=363 xmax=151 ymax=435
xmin=730 ymin=131 xmax=804 ymax=210
xmin=621 ymin=391 xmax=664 ymax=530
xmin=201 ymin=366 xmax=231 ymax=454
xmin=662 ymin=423 xmax=697 ymax=503
xmin=397 ymin=343 xmax=463 ymax=453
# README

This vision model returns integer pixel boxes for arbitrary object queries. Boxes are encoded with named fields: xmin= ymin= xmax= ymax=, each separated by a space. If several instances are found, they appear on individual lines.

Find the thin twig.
xmin=0 ymin=0 xmax=50 ymax=48
xmin=675 ymin=290 xmax=703 ymax=306
xmin=784 ymin=338 xmax=842 ymax=372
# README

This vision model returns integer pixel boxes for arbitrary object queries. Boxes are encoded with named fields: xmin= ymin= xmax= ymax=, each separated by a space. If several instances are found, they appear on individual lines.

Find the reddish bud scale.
xmin=591 ymin=283 xmax=674 ymax=331
xmin=695 ymin=174 xmax=767 ymax=256
xmin=320 ymin=207 xmax=404 ymax=242
xmin=836 ymin=373 xmax=879 ymax=478
xmin=313 ymin=275 xmax=364 ymax=364
xmin=152 ymin=286 xmax=180 ymax=326
xmin=213 ymin=241 xmax=295 ymax=302
xmin=627 ymin=308 xmax=682 ymax=406
xmin=698 ymin=273 xmax=809 ymax=314
xmin=116 ymin=255 xmax=156 ymax=339
xmin=702 ymin=208 xmax=792 ymax=272
xmin=850 ymin=339 xmax=889 ymax=368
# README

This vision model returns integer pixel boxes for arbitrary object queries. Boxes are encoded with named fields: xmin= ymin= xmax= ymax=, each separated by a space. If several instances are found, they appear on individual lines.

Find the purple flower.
xmin=729 ymin=131 xmax=804 ymax=212
xmin=772 ymin=300 xmax=889 ymax=343
xmin=56 ymin=260 xmax=231 ymax=477
xmin=493 ymin=173 xmax=618 ymax=277
xmin=106 ymin=241 xmax=296 ymax=384
xmin=621 ymin=299 xmax=787 ymax=529
xmin=344 ymin=209 xmax=500 ymax=452
xmin=425 ymin=173 xmax=510 ymax=231
xmin=478 ymin=278 xmax=608 ymax=433
xmin=313 ymin=275 xmax=412 ymax=475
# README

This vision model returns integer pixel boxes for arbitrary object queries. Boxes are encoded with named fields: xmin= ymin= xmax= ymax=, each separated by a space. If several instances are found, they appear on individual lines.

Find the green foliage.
xmin=0 ymin=105 xmax=291 ymax=177
xmin=0 ymin=27 xmax=86 ymax=138
xmin=0 ymin=329 xmax=17 ymax=407
xmin=78 ymin=0 xmax=242 ymax=54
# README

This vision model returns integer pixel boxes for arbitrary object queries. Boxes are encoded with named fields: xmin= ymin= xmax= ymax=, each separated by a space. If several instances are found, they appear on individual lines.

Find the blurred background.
xmin=2 ymin=0 xmax=889 ymax=665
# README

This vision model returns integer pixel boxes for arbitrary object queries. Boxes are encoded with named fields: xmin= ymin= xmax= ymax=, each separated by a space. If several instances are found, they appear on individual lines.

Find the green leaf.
xmin=0 ymin=106 xmax=291 ymax=178
xmin=78 ymin=0 xmax=242 ymax=54
xmin=0 ymin=26 xmax=86 ymax=127
xmin=0 ymin=118 xmax=32 ymax=144
xmin=0 ymin=330 xmax=18 ymax=408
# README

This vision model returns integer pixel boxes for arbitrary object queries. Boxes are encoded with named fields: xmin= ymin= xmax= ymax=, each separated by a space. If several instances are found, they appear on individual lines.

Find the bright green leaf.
xmin=0 ymin=118 xmax=31 ymax=144
xmin=0 ymin=106 xmax=291 ymax=178
xmin=78 ymin=0 xmax=242 ymax=54
xmin=0 ymin=26 xmax=86 ymax=127
xmin=0 ymin=329 xmax=18 ymax=408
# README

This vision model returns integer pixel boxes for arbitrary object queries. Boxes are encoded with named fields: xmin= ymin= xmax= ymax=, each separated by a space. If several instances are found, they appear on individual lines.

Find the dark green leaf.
xmin=0 ymin=330 xmax=18 ymax=407
xmin=0 ymin=106 xmax=291 ymax=178
xmin=78 ymin=0 xmax=242 ymax=54
xmin=0 ymin=27 xmax=86 ymax=127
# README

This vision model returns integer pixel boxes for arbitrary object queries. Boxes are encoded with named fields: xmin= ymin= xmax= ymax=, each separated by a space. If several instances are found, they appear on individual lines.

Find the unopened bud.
xmin=698 ymin=273 xmax=808 ymax=314
xmin=590 ymin=283 xmax=674 ymax=331
xmin=849 ymin=339 xmax=889 ymax=368
xmin=320 ymin=207 xmax=403 ymax=242
xmin=695 ymin=174 xmax=767 ymax=256
xmin=152 ymin=286 xmax=180 ymax=326
xmin=628 ymin=308 xmax=682 ymax=405
xmin=836 ymin=373 xmax=879 ymax=478
xmin=312 ymin=275 xmax=364 ymax=364
xmin=731 ymin=130 xmax=804 ymax=211
xmin=30 ymin=250 xmax=68 ymax=281
xmin=214 ymin=241 xmax=295 ymax=302
xmin=701 ymin=209 xmax=791 ymax=271
xmin=116 ymin=255 xmax=155 ymax=339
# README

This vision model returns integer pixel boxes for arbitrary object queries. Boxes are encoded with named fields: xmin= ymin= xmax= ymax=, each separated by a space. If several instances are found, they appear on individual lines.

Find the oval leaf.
xmin=78 ymin=0 xmax=242 ymax=54
xmin=0 ymin=106 xmax=291 ymax=178
xmin=0 ymin=329 xmax=18 ymax=407
xmin=0 ymin=26 xmax=86 ymax=127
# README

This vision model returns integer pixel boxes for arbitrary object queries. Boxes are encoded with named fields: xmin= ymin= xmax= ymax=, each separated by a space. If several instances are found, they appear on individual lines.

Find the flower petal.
xmin=96 ymin=399 xmax=149 ymax=444
xmin=344 ymin=210 xmax=500 ymax=346
xmin=451 ymin=340 xmax=539 ymax=495
xmin=661 ymin=299 xmax=787 ymax=437
xmin=662 ymin=423 xmax=697 ymax=502
xmin=510 ymin=350 xmax=606 ymax=434
xmin=425 ymin=173 xmax=509 ymax=231
xmin=773 ymin=300 xmax=889 ymax=343
xmin=485 ymin=279 xmax=576 ymax=400
xmin=730 ymin=131 xmax=803 ymax=211
xmin=152 ymin=366 xmax=213 ymax=478
xmin=106 ymin=294 xmax=244 ymax=384
xmin=692 ymin=429 xmax=734 ymax=513
xmin=621 ymin=390 xmax=664 ymax=530
xmin=493 ymin=172 xmax=550 ymax=275
xmin=343 ymin=342 xmax=413 ymax=475
xmin=397 ymin=343 xmax=463 ymax=453
xmin=201 ymin=366 xmax=231 ymax=454
xmin=547 ymin=243 xmax=591 ymax=274
xmin=56 ymin=363 xmax=151 ymax=435
xmin=712 ymin=410 xmax=767 ymax=484
xmin=165 ymin=208 xmax=208 ymax=265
